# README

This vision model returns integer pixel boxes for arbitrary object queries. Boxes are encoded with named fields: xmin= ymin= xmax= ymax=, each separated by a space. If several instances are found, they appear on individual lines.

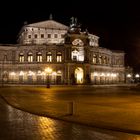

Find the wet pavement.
xmin=0 ymin=93 xmax=140 ymax=140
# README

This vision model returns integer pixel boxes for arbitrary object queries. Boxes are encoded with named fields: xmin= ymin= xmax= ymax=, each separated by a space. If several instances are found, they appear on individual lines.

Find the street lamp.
xmin=135 ymin=74 xmax=140 ymax=83
xmin=126 ymin=74 xmax=132 ymax=83
xmin=45 ymin=67 xmax=52 ymax=88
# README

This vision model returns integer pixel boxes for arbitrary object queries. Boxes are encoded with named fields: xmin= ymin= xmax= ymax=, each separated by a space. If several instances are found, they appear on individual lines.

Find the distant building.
xmin=0 ymin=17 xmax=125 ymax=85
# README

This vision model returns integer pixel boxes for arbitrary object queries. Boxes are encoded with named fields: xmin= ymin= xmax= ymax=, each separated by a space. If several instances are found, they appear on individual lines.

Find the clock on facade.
xmin=72 ymin=39 xmax=84 ymax=46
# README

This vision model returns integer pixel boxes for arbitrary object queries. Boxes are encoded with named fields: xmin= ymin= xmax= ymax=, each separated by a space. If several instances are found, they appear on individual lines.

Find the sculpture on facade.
xmin=70 ymin=17 xmax=78 ymax=27
xmin=70 ymin=17 xmax=81 ymax=33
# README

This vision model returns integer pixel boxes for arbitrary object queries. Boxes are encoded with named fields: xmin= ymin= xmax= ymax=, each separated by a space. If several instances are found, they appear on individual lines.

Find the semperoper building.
xmin=0 ymin=16 xmax=125 ymax=85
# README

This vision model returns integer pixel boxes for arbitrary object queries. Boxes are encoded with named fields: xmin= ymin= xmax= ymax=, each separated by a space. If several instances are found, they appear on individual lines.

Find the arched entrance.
xmin=75 ymin=67 xmax=84 ymax=84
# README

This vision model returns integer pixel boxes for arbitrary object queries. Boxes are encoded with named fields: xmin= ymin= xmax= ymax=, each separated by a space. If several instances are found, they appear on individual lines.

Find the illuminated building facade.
xmin=0 ymin=17 xmax=125 ymax=85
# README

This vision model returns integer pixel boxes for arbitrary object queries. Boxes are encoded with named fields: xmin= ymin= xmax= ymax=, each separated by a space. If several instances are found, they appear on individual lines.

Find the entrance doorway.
xmin=75 ymin=67 xmax=84 ymax=84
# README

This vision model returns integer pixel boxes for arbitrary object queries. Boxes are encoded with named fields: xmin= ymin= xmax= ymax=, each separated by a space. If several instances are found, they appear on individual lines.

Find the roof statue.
xmin=70 ymin=17 xmax=78 ymax=27
xmin=70 ymin=17 xmax=74 ymax=25
xmin=49 ymin=14 xmax=53 ymax=20
xmin=24 ymin=21 xmax=28 ymax=25
xmin=69 ymin=17 xmax=81 ymax=34
xmin=75 ymin=17 xmax=77 ymax=25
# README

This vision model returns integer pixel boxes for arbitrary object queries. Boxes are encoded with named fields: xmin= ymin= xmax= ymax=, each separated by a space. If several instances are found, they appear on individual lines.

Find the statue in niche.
xmin=49 ymin=14 xmax=53 ymax=20
xmin=70 ymin=17 xmax=75 ymax=26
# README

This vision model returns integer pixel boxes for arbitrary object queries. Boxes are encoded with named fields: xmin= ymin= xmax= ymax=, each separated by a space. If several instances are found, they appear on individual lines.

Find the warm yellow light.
xmin=38 ymin=70 xmax=41 ymax=74
xmin=37 ymin=71 xmax=42 ymax=75
xmin=100 ymin=73 xmax=105 ymax=76
xmin=77 ymin=73 xmax=83 ymax=80
xmin=52 ymin=72 xmax=57 ymax=75
xmin=28 ymin=71 xmax=35 ymax=76
xmin=41 ymin=72 xmax=46 ymax=75
xmin=107 ymin=73 xmax=110 ymax=77
xmin=10 ymin=72 xmax=16 ymax=76
xmin=111 ymin=73 xmax=114 ymax=77
xmin=19 ymin=71 xmax=24 ymax=76
xmin=75 ymin=67 xmax=84 ymax=84
xmin=45 ymin=67 xmax=52 ymax=74
xmin=57 ymin=70 xmax=61 ymax=74
xmin=111 ymin=73 xmax=117 ymax=77
xmin=94 ymin=72 xmax=98 ymax=76
xmin=135 ymin=74 xmax=140 ymax=78
xmin=127 ymin=74 xmax=131 ymax=78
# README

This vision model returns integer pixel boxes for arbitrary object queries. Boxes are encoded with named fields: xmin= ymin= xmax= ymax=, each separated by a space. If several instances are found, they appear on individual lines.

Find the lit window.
xmin=47 ymin=52 xmax=52 ymax=62
xmin=93 ymin=55 xmax=97 ymax=64
xmin=72 ymin=49 xmax=79 ymax=61
xmin=103 ymin=56 xmax=107 ymax=64
xmin=19 ymin=53 xmax=24 ymax=62
xmin=57 ymin=52 xmax=62 ymax=62
xmin=28 ymin=52 xmax=33 ymax=62
xmin=37 ymin=52 xmax=42 ymax=62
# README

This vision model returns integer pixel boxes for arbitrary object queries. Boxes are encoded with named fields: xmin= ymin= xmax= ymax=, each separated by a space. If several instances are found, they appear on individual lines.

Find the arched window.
xmin=36 ymin=52 xmax=42 ymax=62
xmin=57 ymin=52 xmax=62 ymax=62
xmin=27 ymin=52 xmax=33 ymax=62
xmin=93 ymin=55 xmax=97 ymax=64
xmin=19 ymin=53 xmax=24 ymax=62
xmin=72 ymin=49 xmax=79 ymax=61
xmin=47 ymin=52 xmax=52 ymax=62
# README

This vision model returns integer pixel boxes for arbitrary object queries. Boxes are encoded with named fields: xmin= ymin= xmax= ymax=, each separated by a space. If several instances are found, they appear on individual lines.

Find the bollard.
xmin=46 ymin=83 xmax=50 ymax=88
xmin=68 ymin=101 xmax=74 ymax=115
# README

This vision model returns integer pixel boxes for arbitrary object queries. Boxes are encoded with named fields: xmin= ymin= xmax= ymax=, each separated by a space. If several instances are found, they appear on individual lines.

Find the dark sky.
xmin=0 ymin=0 xmax=140 ymax=71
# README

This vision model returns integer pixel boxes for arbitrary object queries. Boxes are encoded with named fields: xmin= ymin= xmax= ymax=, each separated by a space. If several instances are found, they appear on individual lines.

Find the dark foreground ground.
xmin=0 ymin=85 xmax=140 ymax=139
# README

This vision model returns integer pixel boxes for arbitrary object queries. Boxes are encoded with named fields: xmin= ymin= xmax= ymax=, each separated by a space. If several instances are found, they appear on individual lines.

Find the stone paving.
xmin=1 ymin=96 xmax=140 ymax=140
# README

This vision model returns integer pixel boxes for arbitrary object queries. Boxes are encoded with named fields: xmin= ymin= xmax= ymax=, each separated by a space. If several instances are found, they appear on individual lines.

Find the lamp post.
xmin=135 ymin=74 xmax=140 ymax=83
xmin=126 ymin=74 xmax=132 ymax=83
xmin=45 ymin=67 xmax=52 ymax=88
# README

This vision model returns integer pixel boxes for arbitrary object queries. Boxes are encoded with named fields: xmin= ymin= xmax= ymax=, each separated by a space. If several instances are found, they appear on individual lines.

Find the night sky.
xmin=0 ymin=1 xmax=140 ymax=71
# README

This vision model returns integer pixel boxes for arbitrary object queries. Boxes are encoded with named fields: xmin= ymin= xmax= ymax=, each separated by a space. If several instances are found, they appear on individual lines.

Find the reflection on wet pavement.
xmin=0 ymin=97 xmax=139 ymax=140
